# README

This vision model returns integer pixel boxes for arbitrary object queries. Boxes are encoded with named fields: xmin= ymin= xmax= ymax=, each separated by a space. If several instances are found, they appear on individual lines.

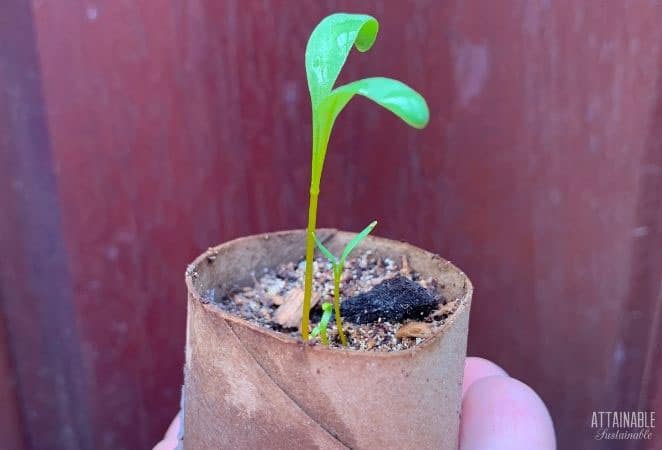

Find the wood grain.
xmin=0 ymin=312 xmax=25 ymax=450
xmin=1 ymin=0 xmax=91 ymax=448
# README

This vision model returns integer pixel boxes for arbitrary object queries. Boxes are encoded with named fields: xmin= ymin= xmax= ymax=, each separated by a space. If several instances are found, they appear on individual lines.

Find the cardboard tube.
xmin=183 ymin=229 xmax=473 ymax=449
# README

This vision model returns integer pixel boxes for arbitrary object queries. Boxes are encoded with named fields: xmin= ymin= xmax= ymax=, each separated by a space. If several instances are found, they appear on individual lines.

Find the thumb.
xmin=459 ymin=375 xmax=556 ymax=450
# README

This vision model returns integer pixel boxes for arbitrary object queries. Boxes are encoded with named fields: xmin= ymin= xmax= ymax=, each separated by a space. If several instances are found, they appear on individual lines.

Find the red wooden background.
xmin=1 ymin=1 xmax=661 ymax=449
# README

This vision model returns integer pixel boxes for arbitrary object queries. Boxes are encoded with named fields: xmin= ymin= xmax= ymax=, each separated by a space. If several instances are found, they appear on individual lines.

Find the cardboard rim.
xmin=185 ymin=228 xmax=473 ymax=358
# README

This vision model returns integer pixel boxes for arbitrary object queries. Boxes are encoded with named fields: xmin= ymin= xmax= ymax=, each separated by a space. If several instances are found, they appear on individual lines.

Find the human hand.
xmin=459 ymin=357 xmax=556 ymax=449
xmin=154 ymin=357 xmax=556 ymax=449
xmin=153 ymin=411 xmax=181 ymax=450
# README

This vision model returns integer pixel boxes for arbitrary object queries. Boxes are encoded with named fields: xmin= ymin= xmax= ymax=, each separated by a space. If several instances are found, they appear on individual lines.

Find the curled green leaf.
xmin=305 ymin=14 xmax=379 ymax=110
xmin=331 ymin=78 xmax=429 ymax=129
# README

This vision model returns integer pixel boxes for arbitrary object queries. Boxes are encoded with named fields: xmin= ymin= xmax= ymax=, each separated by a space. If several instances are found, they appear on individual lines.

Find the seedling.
xmin=310 ymin=302 xmax=333 ymax=345
xmin=300 ymin=13 xmax=430 ymax=339
xmin=314 ymin=221 xmax=377 ymax=346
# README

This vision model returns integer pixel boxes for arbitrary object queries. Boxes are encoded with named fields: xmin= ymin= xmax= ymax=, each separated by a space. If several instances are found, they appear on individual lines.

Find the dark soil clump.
xmin=341 ymin=275 xmax=439 ymax=324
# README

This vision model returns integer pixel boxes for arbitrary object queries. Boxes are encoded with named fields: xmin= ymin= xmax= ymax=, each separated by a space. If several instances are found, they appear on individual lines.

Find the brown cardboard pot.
xmin=182 ymin=229 xmax=473 ymax=450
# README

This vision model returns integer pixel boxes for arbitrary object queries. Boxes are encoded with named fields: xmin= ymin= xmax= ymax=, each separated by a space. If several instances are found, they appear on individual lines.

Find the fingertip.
xmin=152 ymin=412 xmax=181 ymax=450
xmin=153 ymin=442 xmax=174 ymax=450
xmin=460 ymin=375 xmax=556 ymax=450
xmin=164 ymin=412 xmax=181 ymax=440
xmin=463 ymin=357 xmax=508 ymax=397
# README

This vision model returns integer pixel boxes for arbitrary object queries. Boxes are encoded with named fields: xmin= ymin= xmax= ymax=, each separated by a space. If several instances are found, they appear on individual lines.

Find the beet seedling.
xmin=314 ymin=220 xmax=377 ymax=346
xmin=310 ymin=302 xmax=333 ymax=345
xmin=300 ymin=13 xmax=430 ymax=339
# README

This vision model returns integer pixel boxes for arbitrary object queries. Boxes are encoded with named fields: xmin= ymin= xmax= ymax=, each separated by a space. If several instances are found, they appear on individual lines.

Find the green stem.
xmin=320 ymin=326 xmax=328 ymax=345
xmin=301 ymin=191 xmax=319 ymax=340
xmin=333 ymin=265 xmax=348 ymax=346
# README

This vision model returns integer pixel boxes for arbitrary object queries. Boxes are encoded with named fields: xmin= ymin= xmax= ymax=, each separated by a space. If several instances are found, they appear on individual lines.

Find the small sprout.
xmin=310 ymin=302 xmax=333 ymax=345
xmin=299 ymin=13 xmax=430 ymax=340
xmin=314 ymin=221 xmax=378 ymax=346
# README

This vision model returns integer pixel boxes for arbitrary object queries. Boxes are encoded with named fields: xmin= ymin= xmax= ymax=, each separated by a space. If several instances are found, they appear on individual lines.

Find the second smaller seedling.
xmin=310 ymin=302 xmax=333 ymax=345
xmin=314 ymin=221 xmax=378 ymax=346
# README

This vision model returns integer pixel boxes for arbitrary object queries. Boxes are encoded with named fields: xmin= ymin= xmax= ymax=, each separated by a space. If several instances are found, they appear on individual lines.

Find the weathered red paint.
xmin=1 ymin=1 xmax=660 ymax=449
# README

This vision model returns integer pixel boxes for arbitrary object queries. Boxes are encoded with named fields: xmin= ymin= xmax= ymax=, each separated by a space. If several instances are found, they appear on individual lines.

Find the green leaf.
xmin=311 ymin=302 xmax=333 ymax=345
xmin=313 ymin=232 xmax=338 ymax=265
xmin=305 ymin=13 xmax=379 ymax=111
xmin=340 ymin=220 xmax=378 ymax=264
xmin=320 ymin=77 xmax=430 ymax=130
